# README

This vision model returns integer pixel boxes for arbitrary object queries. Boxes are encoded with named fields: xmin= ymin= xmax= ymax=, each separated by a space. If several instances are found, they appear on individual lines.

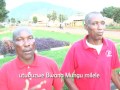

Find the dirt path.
xmin=32 ymin=27 xmax=120 ymax=40
xmin=1 ymin=26 xmax=120 ymax=40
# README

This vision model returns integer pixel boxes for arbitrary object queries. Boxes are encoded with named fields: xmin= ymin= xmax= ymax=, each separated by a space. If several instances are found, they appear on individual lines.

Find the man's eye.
xmin=91 ymin=22 xmax=96 ymax=25
xmin=28 ymin=37 xmax=33 ymax=40
xmin=91 ymin=21 xmax=105 ymax=25
xmin=101 ymin=21 xmax=105 ymax=25
xmin=16 ymin=38 xmax=22 ymax=41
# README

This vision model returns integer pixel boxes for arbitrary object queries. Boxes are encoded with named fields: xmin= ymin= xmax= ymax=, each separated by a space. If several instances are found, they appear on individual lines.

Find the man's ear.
xmin=84 ymin=24 xmax=88 ymax=31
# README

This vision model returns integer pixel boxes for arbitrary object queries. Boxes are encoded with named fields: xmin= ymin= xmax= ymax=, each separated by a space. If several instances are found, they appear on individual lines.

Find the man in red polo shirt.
xmin=61 ymin=12 xmax=120 ymax=90
xmin=0 ymin=27 xmax=63 ymax=90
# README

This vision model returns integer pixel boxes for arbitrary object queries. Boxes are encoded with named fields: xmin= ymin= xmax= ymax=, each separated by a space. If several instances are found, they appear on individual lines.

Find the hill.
xmin=8 ymin=1 xmax=78 ymax=20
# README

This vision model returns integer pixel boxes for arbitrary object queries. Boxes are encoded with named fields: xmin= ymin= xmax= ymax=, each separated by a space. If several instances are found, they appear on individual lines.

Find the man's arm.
xmin=64 ymin=77 xmax=78 ymax=90
xmin=111 ymin=69 xmax=120 ymax=89
xmin=61 ymin=44 xmax=78 ymax=90
xmin=51 ymin=61 xmax=63 ymax=90
xmin=0 ymin=68 xmax=9 ymax=90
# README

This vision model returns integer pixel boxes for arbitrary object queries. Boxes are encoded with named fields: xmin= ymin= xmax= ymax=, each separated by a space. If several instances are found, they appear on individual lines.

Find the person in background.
xmin=0 ymin=27 xmax=63 ymax=90
xmin=61 ymin=12 xmax=120 ymax=90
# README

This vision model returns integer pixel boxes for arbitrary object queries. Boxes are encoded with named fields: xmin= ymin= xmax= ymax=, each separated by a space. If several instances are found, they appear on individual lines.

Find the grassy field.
xmin=32 ymin=30 xmax=83 ymax=43
xmin=0 ymin=29 xmax=83 ymax=42
xmin=0 ymin=29 xmax=120 ymax=66
xmin=106 ymin=25 xmax=120 ymax=30
xmin=0 ymin=29 xmax=84 ymax=66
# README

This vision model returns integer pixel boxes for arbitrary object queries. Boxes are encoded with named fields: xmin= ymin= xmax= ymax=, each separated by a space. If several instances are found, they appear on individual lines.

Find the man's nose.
xmin=98 ymin=23 xmax=104 ymax=30
xmin=24 ymin=40 xmax=30 ymax=47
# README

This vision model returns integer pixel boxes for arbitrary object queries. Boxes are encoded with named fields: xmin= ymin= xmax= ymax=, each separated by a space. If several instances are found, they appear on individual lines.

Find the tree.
xmin=51 ymin=10 xmax=57 ymax=21
xmin=33 ymin=16 xmax=38 ymax=23
xmin=47 ymin=10 xmax=57 ymax=22
xmin=11 ymin=18 xmax=16 ymax=23
xmin=0 ymin=0 xmax=9 ymax=22
xmin=113 ymin=8 xmax=120 ymax=23
xmin=101 ymin=6 xmax=116 ymax=19
xmin=17 ymin=20 xmax=21 ymax=24
xmin=58 ymin=14 xmax=67 ymax=23
xmin=101 ymin=6 xmax=120 ymax=23
xmin=7 ymin=19 xmax=10 ymax=23
xmin=47 ymin=14 xmax=51 ymax=21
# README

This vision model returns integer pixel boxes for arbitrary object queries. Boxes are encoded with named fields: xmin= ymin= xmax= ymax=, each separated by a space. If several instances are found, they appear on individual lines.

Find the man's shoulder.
xmin=71 ymin=39 xmax=84 ymax=48
xmin=37 ymin=55 xmax=57 ymax=66
xmin=104 ymin=38 xmax=115 ymax=46
xmin=0 ymin=59 xmax=15 ymax=71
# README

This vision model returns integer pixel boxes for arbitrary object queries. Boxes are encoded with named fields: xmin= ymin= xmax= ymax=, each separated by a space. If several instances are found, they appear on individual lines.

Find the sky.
xmin=5 ymin=0 xmax=120 ymax=13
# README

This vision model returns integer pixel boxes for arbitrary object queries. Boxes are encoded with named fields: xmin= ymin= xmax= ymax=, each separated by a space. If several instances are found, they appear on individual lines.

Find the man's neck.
xmin=19 ymin=57 xmax=34 ymax=65
xmin=87 ymin=37 xmax=103 ymax=45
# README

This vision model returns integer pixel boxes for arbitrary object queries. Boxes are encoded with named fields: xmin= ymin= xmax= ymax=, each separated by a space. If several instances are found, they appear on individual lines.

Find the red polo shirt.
xmin=0 ymin=54 xmax=63 ymax=90
xmin=61 ymin=35 xmax=120 ymax=90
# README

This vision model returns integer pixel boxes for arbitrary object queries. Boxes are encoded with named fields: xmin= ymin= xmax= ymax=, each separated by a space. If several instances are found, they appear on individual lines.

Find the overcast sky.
xmin=5 ymin=0 xmax=120 ymax=13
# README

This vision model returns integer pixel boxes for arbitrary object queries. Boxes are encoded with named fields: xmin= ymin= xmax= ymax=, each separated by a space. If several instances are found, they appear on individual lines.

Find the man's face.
xmin=14 ymin=30 xmax=35 ymax=61
xmin=85 ymin=14 xmax=105 ymax=41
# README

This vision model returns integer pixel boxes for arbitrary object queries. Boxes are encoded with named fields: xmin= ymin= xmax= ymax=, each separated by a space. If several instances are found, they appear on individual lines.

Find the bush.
xmin=35 ymin=38 xmax=70 ymax=51
xmin=0 ymin=38 xmax=70 ymax=55
xmin=0 ymin=40 xmax=15 ymax=55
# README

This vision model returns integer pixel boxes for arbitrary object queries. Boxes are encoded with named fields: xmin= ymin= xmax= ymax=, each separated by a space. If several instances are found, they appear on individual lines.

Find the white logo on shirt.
xmin=23 ymin=79 xmax=46 ymax=90
xmin=105 ymin=50 xmax=112 ymax=57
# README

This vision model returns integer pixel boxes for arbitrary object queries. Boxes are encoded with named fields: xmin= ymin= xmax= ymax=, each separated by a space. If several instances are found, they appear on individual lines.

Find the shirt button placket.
xmin=28 ymin=66 xmax=30 ymax=69
xmin=27 ymin=66 xmax=32 ymax=80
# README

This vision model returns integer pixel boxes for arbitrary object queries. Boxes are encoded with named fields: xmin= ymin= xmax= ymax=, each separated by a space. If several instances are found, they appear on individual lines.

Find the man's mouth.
xmin=97 ymin=31 xmax=103 ymax=36
xmin=23 ymin=49 xmax=32 ymax=54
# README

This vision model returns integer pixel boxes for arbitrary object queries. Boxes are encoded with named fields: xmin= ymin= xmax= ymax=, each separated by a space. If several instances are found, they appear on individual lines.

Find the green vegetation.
xmin=117 ymin=45 xmax=120 ymax=57
xmin=0 ymin=48 xmax=68 ymax=67
xmin=33 ymin=16 xmax=38 ymax=23
xmin=0 ymin=27 xmax=10 ymax=32
xmin=0 ymin=29 xmax=83 ymax=67
xmin=101 ymin=6 xmax=120 ymax=23
xmin=106 ymin=25 xmax=120 ymax=30
xmin=0 ymin=55 xmax=16 ymax=67
xmin=0 ymin=29 xmax=83 ymax=43
xmin=47 ymin=10 xmax=57 ymax=21
xmin=0 ymin=31 xmax=12 ymax=39
xmin=0 ymin=25 xmax=5 ymax=28
xmin=39 ymin=48 xmax=69 ymax=67
xmin=0 ymin=0 xmax=9 ymax=22
xmin=0 ymin=29 xmax=120 ymax=67
xmin=32 ymin=30 xmax=83 ymax=43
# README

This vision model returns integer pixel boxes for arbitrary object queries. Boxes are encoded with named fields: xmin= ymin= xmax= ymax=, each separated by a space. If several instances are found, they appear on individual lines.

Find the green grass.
xmin=0 ymin=48 xmax=69 ymax=67
xmin=39 ymin=48 xmax=69 ymax=67
xmin=0 ymin=29 xmax=82 ymax=68
xmin=0 ymin=29 xmax=83 ymax=43
xmin=0 ymin=27 xmax=12 ymax=39
xmin=117 ymin=45 xmax=120 ymax=57
xmin=0 ymin=29 xmax=119 ymax=66
xmin=0 ymin=32 xmax=12 ymax=40
xmin=111 ymin=39 xmax=120 ymax=43
xmin=0 ymin=26 xmax=6 ymax=30
xmin=106 ymin=25 xmax=120 ymax=30
xmin=0 ymin=55 xmax=16 ymax=67
xmin=33 ymin=29 xmax=83 ymax=43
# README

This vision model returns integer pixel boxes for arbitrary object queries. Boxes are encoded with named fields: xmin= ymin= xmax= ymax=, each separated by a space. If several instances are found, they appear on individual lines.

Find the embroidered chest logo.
xmin=105 ymin=50 xmax=112 ymax=57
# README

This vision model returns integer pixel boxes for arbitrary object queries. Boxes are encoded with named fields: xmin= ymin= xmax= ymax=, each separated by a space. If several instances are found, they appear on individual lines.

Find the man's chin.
xmin=97 ymin=36 xmax=103 ymax=40
xmin=23 ymin=54 xmax=34 ymax=61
